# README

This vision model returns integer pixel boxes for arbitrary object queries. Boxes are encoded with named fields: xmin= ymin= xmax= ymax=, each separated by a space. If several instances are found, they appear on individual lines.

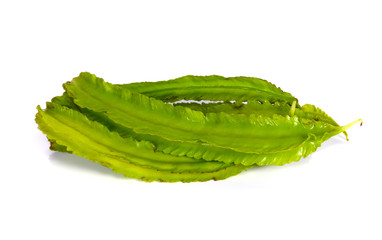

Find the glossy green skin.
xmin=64 ymin=73 xmax=346 ymax=154
xmin=36 ymin=103 xmax=248 ymax=182
xmin=119 ymin=75 xmax=346 ymax=137
xmin=118 ymin=75 xmax=298 ymax=104
xmin=120 ymin=75 xmax=345 ymax=137
xmin=48 ymin=93 xmax=333 ymax=166
xmin=36 ymin=72 xmax=359 ymax=182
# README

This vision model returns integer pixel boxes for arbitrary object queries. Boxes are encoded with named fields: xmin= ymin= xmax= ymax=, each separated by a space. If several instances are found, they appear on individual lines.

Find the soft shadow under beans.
xmin=49 ymin=151 xmax=124 ymax=178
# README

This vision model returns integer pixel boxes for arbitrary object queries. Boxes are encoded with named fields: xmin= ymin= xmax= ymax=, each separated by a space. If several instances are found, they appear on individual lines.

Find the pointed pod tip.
xmin=289 ymin=100 xmax=297 ymax=116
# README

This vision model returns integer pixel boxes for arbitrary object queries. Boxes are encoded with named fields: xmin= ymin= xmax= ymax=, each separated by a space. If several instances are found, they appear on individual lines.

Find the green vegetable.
xmin=36 ymin=103 xmax=248 ymax=182
xmin=118 ymin=75 xmax=298 ymax=104
xmin=36 ymin=72 xmax=361 ymax=182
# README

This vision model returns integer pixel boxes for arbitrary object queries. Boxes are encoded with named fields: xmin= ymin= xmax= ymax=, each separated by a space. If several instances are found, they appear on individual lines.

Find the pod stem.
xmin=341 ymin=119 xmax=363 ymax=141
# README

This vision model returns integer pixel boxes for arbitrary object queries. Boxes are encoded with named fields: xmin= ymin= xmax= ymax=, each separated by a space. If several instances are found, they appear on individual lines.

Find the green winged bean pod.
xmin=36 ymin=103 xmax=249 ymax=182
xmin=118 ymin=75 xmax=298 ymax=104
xmin=36 ymin=72 xmax=362 ymax=182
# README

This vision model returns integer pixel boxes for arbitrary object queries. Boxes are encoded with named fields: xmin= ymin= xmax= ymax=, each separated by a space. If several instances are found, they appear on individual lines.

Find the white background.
xmin=1 ymin=1 xmax=381 ymax=239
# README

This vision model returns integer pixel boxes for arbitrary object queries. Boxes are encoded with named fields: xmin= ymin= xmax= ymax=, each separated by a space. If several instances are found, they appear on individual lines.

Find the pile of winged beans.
xmin=36 ymin=73 xmax=362 ymax=182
